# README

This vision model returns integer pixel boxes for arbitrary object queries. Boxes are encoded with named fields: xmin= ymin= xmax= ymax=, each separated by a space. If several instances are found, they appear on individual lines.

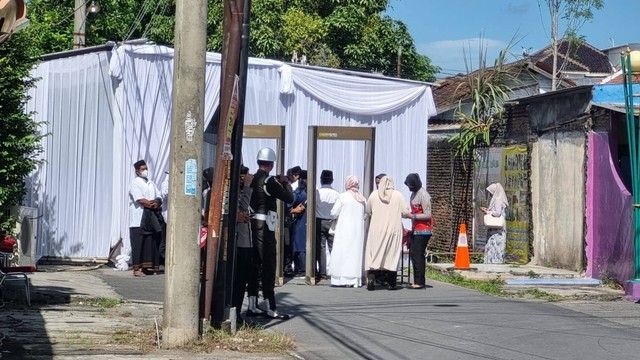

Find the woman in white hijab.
xmin=480 ymin=183 xmax=509 ymax=264
xmin=365 ymin=176 xmax=412 ymax=290
xmin=328 ymin=176 xmax=367 ymax=287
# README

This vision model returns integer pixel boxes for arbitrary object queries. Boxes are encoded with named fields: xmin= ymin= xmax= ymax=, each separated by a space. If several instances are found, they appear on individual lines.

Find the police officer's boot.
xmin=246 ymin=296 xmax=260 ymax=317
xmin=264 ymin=296 xmax=290 ymax=320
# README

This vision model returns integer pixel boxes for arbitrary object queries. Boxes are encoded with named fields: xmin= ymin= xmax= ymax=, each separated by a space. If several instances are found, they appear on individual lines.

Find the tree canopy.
xmin=24 ymin=0 xmax=438 ymax=81
xmin=538 ymin=0 xmax=604 ymax=90
xmin=0 ymin=32 xmax=42 ymax=232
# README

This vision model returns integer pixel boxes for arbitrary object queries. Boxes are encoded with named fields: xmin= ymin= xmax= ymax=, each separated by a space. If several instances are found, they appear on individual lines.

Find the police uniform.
xmin=246 ymin=150 xmax=293 ymax=318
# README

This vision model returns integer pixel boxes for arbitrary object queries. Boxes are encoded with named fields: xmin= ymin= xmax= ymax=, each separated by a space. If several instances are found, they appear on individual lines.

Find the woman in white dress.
xmin=480 ymin=183 xmax=509 ymax=264
xmin=328 ymin=176 xmax=367 ymax=287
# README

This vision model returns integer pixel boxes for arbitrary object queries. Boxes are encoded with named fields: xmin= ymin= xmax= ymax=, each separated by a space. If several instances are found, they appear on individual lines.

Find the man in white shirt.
xmin=315 ymin=170 xmax=340 ymax=280
xmin=129 ymin=159 xmax=162 ymax=277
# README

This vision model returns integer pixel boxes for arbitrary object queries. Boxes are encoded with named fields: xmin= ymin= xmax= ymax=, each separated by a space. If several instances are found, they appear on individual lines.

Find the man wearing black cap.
xmin=316 ymin=169 xmax=340 ymax=280
xmin=128 ymin=159 xmax=163 ymax=277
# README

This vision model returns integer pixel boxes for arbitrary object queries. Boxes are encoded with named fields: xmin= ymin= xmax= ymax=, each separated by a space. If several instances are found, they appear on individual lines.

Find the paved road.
xmin=96 ymin=268 xmax=640 ymax=360
xmin=97 ymin=267 xmax=166 ymax=302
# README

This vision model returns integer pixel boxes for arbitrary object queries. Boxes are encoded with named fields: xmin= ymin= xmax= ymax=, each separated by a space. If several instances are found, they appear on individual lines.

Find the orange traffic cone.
xmin=453 ymin=223 xmax=471 ymax=270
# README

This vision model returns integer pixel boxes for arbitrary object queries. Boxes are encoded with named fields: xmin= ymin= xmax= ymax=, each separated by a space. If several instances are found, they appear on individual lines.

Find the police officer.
xmin=246 ymin=147 xmax=294 ymax=319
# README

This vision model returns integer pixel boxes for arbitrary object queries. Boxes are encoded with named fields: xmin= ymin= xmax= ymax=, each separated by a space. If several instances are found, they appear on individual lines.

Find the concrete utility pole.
xmin=163 ymin=0 xmax=208 ymax=346
xmin=73 ymin=0 xmax=86 ymax=49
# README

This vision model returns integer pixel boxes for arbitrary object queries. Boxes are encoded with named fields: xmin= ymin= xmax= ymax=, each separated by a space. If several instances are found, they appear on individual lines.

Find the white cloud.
xmin=505 ymin=2 xmax=531 ymax=14
xmin=418 ymin=38 xmax=509 ymax=76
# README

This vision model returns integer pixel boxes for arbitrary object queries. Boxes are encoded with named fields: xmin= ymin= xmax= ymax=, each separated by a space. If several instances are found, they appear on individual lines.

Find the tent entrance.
xmin=305 ymin=126 xmax=376 ymax=285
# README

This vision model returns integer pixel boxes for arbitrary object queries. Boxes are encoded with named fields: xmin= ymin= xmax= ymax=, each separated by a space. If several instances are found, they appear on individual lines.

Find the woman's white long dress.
xmin=328 ymin=192 xmax=366 ymax=287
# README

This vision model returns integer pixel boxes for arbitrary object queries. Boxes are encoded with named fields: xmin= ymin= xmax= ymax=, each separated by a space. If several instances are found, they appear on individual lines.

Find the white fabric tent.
xmin=26 ymin=49 xmax=115 ymax=259
xmin=26 ymin=43 xmax=436 ymax=260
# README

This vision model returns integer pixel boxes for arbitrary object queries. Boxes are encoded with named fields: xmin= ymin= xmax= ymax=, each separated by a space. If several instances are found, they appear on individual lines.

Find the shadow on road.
xmin=1 ymin=279 xmax=72 ymax=360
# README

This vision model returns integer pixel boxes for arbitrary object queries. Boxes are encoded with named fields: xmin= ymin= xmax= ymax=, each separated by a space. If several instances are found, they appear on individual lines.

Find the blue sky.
xmin=386 ymin=0 xmax=640 ymax=77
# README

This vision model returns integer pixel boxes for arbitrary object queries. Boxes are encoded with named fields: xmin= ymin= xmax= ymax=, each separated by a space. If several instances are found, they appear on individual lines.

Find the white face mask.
xmin=139 ymin=170 xmax=149 ymax=179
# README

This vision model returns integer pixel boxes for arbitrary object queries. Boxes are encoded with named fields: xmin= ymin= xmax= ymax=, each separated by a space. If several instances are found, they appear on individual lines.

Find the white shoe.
xmin=265 ymin=309 xmax=290 ymax=320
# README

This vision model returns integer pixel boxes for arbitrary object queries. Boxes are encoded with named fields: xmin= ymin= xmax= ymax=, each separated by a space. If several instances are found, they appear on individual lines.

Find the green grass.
xmin=109 ymin=327 xmax=157 ymax=352
xmin=186 ymin=325 xmax=296 ymax=354
xmin=599 ymin=273 xmax=623 ymax=290
xmin=76 ymin=297 xmax=125 ymax=308
xmin=425 ymin=269 xmax=570 ymax=301
xmin=64 ymin=332 xmax=97 ymax=346
xmin=108 ymin=323 xmax=296 ymax=355
xmin=425 ymin=270 xmax=504 ymax=295
xmin=526 ymin=270 xmax=540 ymax=279
xmin=510 ymin=289 xmax=564 ymax=302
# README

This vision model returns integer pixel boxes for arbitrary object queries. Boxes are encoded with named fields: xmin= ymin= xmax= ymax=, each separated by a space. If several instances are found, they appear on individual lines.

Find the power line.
xmin=52 ymin=0 xmax=92 ymax=28
xmin=124 ymin=0 xmax=154 ymax=42
xmin=142 ymin=0 xmax=169 ymax=39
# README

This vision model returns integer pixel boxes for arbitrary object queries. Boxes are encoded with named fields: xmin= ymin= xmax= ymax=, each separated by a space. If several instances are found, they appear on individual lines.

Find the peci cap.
xmin=320 ymin=170 xmax=333 ymax=181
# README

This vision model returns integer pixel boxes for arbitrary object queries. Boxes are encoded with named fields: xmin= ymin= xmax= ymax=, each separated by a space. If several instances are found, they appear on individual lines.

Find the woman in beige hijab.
xmin=365 ymin=176 xmax=411 ymax=290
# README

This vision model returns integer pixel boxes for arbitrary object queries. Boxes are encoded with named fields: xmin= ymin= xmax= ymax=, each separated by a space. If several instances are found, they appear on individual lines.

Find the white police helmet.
xmin=256 ymin=147 xmax=277 ymax=162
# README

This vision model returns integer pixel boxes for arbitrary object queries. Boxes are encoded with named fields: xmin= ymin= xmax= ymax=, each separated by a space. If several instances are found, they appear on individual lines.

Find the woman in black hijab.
xmin=404 ymin=173 xmax=433 ymax=289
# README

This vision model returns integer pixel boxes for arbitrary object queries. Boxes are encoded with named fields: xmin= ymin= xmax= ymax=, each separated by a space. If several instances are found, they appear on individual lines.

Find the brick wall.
xmin=495 ymin=105 xmax=530 ymax=146
xmin=427 ymin=138 xmax=473 ymax=252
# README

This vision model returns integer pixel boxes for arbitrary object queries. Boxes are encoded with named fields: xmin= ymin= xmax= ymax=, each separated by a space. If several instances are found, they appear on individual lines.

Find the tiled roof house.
xmin=431 ymin=40 xmax=614 ymax=134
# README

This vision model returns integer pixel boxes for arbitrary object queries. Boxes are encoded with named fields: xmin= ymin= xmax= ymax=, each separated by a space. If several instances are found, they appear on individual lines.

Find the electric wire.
xmin=142 ymin=0 xmax=169 ymax=39
xmin=51 ymin=0 xmax=93 ymax=28
xmin=124 ymin=0 xmax=154 ymax=42
xmin=124 ymin=0 xmax=149 ymax=41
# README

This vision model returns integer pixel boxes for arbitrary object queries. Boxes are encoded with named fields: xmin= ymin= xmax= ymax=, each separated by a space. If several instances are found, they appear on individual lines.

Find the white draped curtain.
xmin=27 ymin=44 xmax=436 ymax=259
xmin=26 ymin=51 xmax=115 ymax=259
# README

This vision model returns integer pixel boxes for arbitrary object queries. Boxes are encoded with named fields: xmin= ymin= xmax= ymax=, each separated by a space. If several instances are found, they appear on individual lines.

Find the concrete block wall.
xmin=531 ymin=132 xmax=587 ymax=271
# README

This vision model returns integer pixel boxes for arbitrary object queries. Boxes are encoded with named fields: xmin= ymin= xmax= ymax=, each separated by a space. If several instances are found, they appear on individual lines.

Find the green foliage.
xmin=25 ymin=0 xmax=438 ymax=81
xmin=448 ymin=35 xmax=519 ymax=159
xmin=246 ymin=0 xmax=286 ymax=58
xmin=282 ymin=7 xmax=329 ymax=58
xmin=539 ymin=0 xmax=604 ymax=32
xmin=0 ymin=32 xmax=43 ymax=234
xmin=24 ymin=0 xmax=174 ymax=55
xmin=539 ymin=0 xmax=604 ymax=90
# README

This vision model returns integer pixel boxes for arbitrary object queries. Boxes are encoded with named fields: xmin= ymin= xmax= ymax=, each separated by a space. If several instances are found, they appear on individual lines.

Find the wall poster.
xmin=473 ymin=145 xmax=529 ymax=264
xmin=502 ymin=146 xmax=529 ymax=264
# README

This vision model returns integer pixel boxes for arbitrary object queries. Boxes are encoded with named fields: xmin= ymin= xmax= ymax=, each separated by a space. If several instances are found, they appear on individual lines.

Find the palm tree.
xmin=448 ymin=35 xmax=519 ymax=161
